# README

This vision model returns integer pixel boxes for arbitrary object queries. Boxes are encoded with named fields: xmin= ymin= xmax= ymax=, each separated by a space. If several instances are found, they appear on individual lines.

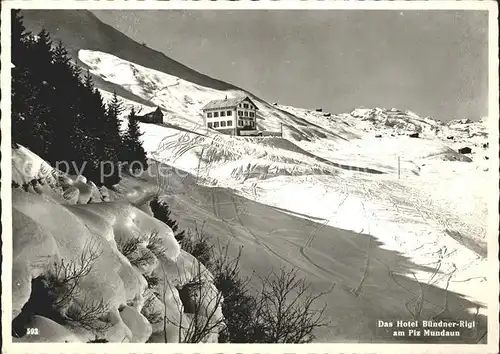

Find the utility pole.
xmin=398 ymin=156 xmax=401 ymax=180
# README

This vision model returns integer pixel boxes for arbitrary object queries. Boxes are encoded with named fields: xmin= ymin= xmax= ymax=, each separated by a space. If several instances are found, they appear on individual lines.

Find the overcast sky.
xmin=92 ymin=10 xmax=488 ymax=121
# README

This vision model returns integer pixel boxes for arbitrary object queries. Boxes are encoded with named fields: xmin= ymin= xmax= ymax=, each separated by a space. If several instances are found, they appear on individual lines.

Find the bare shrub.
xmin=117 ymin=236 xmax=155 ymax=268
xmin=65 ymin=294 xmax=111 ymax=334
xmin=117 ymin=236 xmax=141 ymax=259
xmin=254 ymin=267 xmax=332 ymax=343
xmin=144 ymin=272 xmax=160 ymax=289
xmin=159 ymin=259 xmax=224 ymax=343
xmin=159 ymin=234 xmax=330 ymax=343
xmin=142 ymin=294 xmax=163 ymax=325
xmin=47 ymin=240 xmax=102 ymax=309
xmin=209 ymin=244 xmax=258 ymax=343
xmin=141 ymin=212 xmax=329 ymax=343
xmin=147 ymin=230 xmax=166 ymax=257
xmin=157 ymin=229 xmax=330 ymax=343
xmin=180 ymin=222 xmax=213 ymax=267
xmin=13 ymin=239 xmax=112 ymax=337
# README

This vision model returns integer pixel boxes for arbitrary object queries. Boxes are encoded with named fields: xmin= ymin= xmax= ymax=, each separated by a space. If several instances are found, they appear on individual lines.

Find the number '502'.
xmin=27 ymin=328 xmax=39 ymax=335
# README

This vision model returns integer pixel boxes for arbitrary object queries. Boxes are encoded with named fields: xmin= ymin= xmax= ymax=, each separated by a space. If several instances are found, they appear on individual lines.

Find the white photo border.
xmin=1 ymin=1 xmax=498 ymax=354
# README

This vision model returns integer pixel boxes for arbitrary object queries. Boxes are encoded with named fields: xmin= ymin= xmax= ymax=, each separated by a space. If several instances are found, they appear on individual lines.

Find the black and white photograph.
xmin=1 ymin=1 xmax=498 ymax=352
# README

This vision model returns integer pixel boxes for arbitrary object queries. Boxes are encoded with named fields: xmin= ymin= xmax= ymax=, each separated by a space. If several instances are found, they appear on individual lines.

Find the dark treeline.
xmin=11 ymin=10 xmax=147 ymax=186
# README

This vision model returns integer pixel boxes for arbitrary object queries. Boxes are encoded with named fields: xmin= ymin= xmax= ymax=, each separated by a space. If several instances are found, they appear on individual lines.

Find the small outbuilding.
xmin=137 ymin=107 xmax=163 ymax=124
xmin=458 ymin=147 xmax=472 ymax=154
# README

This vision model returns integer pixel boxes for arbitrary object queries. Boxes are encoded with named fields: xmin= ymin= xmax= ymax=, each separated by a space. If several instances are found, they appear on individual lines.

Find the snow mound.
xmin=11 ymin=146 xmax=222 ymax=343
xmin=139 ymin=123 xmax=342 ymax=186
xmin=12 ymin=144 xmax=57 ymax=185
xmin=12 ymin=144 xmax=161 ymax=206
xmin=12 ymin=145 xmax=101 ymax=204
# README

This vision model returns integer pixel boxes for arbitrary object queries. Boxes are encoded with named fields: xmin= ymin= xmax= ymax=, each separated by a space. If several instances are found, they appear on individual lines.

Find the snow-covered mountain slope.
xmin=80 ymin=50 xmax=361 ymax=143
xmin=21 ymin=10 xmax=237 ymax=107
xmin=20 ymin=10 xmax=493 ymax=342
xmin=83 ymin=48 xmax=489 ymax=175
xmin=78 ymin=45 xmax=491 ymax=299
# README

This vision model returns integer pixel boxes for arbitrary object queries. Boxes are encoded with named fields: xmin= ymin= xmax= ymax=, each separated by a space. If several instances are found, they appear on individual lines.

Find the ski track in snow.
xmin=80 ymin=49 xmax=490 ymax=313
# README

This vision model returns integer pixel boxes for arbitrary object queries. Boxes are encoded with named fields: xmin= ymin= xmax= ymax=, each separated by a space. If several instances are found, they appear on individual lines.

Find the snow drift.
xmin=11 ymin=145 xmax=222 ymax=343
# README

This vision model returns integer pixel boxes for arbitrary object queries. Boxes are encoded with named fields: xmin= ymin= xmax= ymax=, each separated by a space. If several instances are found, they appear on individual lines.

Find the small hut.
xmin=137 ymin=107 xmax=163 ymax=124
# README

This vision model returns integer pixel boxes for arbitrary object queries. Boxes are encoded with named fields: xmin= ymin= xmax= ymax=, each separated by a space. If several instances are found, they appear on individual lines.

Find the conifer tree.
xmin=100 ymin=91 xmax=124 ymax=185
xmin=76 ymin=71 xmax=104 ymax=180
xmin=47 ymin=40 xmax=82 ymax=172
xmin=11 ymin=10 xmax=32 ymax=146
xmin=123 ymin=107 xmax=148 ymax=173
xmin=12 ymin=12 xmax=57 ymax=158
xmin=26 ymin=29 xmax=56 ymax=159
xmin=11 ymin=11 xmax=47 ymax=153
xmin=83 ymin=70 xmax=94 ymax=90
xmin=10 ymin=14 xmax=126 ymax=186
xmin=150 ymin=196 xmax=186 ymax=242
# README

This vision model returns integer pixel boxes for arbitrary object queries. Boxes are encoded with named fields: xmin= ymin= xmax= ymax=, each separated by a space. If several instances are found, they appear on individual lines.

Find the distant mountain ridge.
xmin=21 ymin=10 xmax=238 ymax=91
xmin=20 ymin=10 xmax=332 ymax=140
xmin=20 ymin=9 xmax=487 ymax=146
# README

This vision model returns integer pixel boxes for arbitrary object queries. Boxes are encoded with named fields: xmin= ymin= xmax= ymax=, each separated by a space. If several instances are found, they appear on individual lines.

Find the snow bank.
xmin=11 ymin=146 xmax=223 ymax=343
xmin=139 ymin=122 xmax=338 ymax=186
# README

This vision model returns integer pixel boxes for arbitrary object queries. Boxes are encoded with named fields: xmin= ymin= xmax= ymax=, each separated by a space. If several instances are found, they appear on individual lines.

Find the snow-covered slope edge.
xmin=82 ymin=48 xmax=489 ymax=318
xmin=11 ymin=145 xmax=222 ymax=343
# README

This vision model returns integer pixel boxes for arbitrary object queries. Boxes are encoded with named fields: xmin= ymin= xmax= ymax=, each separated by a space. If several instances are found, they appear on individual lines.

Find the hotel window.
xmin=238 ymin=120 xmax=243 ymax=127
xmin=238 ymin=111 xmax=243 ymax=116
xmin=227 ymin=111 xmax=232 ymax=116
xmin=208 ymin=122 xmax=213 ymax=128
xmin=243 ymin=103 xmax=249 ymax=109
xmin=214 ymin=122 xmax=220 ymax=128
xmin=221 ymin=121 xmax=226 ymax=127
xmin=251 ymin=121 xmax=255 ymax=127
xmin=244 ymin=111 xmax=249 ymax=117
xmin=249 ymin=112 xmax=254 ymax=117
xmin=207 ymin=112 xmax=212 ymax=118
xmin=227 ymin=120 xmax=232 ymax=126
xmin=214 ymin=112 xmax=219 ymax=118
xmin=221 ymin=111 xmax=226 ymax=117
